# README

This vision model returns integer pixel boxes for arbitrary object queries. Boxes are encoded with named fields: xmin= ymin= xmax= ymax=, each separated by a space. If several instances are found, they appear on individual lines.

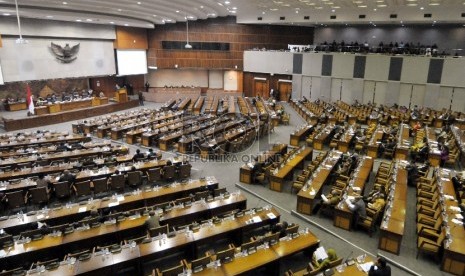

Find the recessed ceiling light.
xmin=262 ymin=11 xmax=265 ymax=14
xmin=429 ymin=3 xmax=439 ymax=5
xmin=124 ymin=24 xmax=129 ymax=26
xmin=296 ymin=10 xmax=299 ymax=13
xmin=230 ymin=10 xmax=236 ymax=13
xmin=118 ymin=9 xmax=122 ymax=11
xmin=225 ymin=1 xmax=230 ymax=4
xmin=86 ymin=19 xmax=92 ymax=21
xmin=331 ymin=9 xmax=335 ymax=12
xmin=407 ymin=3 xmax=417 ymax=6
xmin=377 ymin=4 xmax=387 ymax=7
xmin=76 ymin=19 xmax=81 ymax=22
xmin=3 ymin=13 xmax=10 ymax=16
xmin=218 ymin=2 xmax=223 ymax=6
xmin=110 ymin=21 xmax=115 ymax=24
xmin=62 ymin=1 xmax=67 ymax=4
xmin=153 ymin=14 xmax=157 ymax=17
xmin=46 ymin=15 xmax=53 ymax=18
xmin=137 ymin=1 xmax=141 ymax=4
xmin=232 ymin=7 xmax=237 ymax=10
xmin=373 ymin=8 xmax=377 ymax=11
xmin=176 ymin=10 xmax=179 ymax=13
xmin=200 ymin=5 xmax=204 ymax=8
xmin=420 ymin=7 xmax=424 ymax=9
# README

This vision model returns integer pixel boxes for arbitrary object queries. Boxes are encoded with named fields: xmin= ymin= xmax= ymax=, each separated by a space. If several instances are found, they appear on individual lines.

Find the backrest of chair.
xmin=147 ymin=168 xmax=161 ymax=182
xmin=75 ymin=180 xmax=91 ymax=196
xmin=148 ymin=224 xmax=168 ymax=237
xmin=110 ymin=174 xmax=125 ymax=190
xmin=179 ymin=164 xmax=191 ymax=178
xmin=6 ymin=191 xmax=25 ymax=208
xmin=329 ymin=258 xmax=343 ymax=267
xmin=93 ymin=178 xmax=108 ymax=194
xmin=163 ymin=165 xmax=175 ymax=179
xmin=161 ymin=262 xmax=184 ymax=276
xmin=127 ymin=171 xmax=142 ymax=185
xmin=54 ymin=181 xmax=71 ymax=198
xmin=29 ymin=187 xmax=48 ymax=204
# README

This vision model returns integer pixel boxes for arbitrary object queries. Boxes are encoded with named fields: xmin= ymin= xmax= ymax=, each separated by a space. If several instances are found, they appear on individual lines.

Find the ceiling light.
xmin=62 ymin=1 xmax=67 ymax=4
xmin=225 ymin=1 xmax=230 ymax=4
xmin=86 ymin=19 xmax=92 ymax=21
xmin=3 ymin=13 xmax=10 ymax=16
xmin=331 ymin=9 xmax=335 ymax=12
xmin=76 ymin=19 xmax=81 ymax=22
xmin=137 ymin=1 xmax=141 ymax=4
xmin=232 ymin=7 xmax=237 ymax=10
xmin=429 ymin=3 xmax=439 ymax=5
xmin=200 ymin=5 xmax=204 ymax=8
xmin=218 ymin=2 xmax=223 ymax=6
xmin=118 ymin=9 xmax=122 ymax=11
xmin=407 ymin=3 xmax=417 ymax=6
xmin=420 ymin=7 xmax=424 ymax=9
xmin=373 ymin=8 xmax=377 ymax=11
xmin=110 ymin=21 xmax=115 ymax=24
xmin=124 ymin=23 xmax=129 ymax=26
xmin=377 ymin=4 xmax=387 ymax=7
xmin=46 ymin=15 xmax=53 ymax=18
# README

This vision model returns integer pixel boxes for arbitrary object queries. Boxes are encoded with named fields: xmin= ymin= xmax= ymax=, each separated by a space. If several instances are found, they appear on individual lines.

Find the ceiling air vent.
xmin=330 ymin=15 xmax=336 ymax=20
xmin=257 ymin=17 xmax=262 ymax=21
xmin=304 ymin=16 xmax=310 ymax=20
xmin=424 ymin=13 xmax=432 ymax=18
xmin=280 ymin=16 xmax=285 ymax=20
xmin=359 ymin=15 xmax=366 ymax=19
xmin=390 ymin=14 xmax=397 ymax=19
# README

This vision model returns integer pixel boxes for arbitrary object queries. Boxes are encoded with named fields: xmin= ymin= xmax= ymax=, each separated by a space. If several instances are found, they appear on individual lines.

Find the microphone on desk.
xmin=344 ymin=250 xmax=355 ymax=266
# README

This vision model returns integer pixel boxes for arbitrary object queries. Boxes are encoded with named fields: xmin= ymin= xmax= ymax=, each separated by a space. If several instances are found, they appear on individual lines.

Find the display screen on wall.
xmin=0 ymin=61 xmax=4 ymax=85
xmin=116 ymin=50 xmax=148 ymax=76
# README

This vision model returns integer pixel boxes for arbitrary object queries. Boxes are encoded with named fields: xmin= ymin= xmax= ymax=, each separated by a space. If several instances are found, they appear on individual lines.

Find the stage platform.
xmin=1 ymin=100 xmax=139 ymax=132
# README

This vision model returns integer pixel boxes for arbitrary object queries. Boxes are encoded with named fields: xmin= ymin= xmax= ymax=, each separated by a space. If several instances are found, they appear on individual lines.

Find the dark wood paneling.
xmin=114 ymin=26 xmax=148 ymax=49
xmin=4 ymin=100 xmax=139 ymax=131
xmin=148 ymin=16 xmax=313 ymax=70
xmin=243 ymin=72 xmax=292 ymax=97
xmin=89 ymin=75 xmax=145 ymax=96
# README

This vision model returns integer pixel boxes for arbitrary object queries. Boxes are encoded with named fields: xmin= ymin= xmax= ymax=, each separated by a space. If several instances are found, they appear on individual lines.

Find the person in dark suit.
xmin=271 ymin=221 xmax=288 ymax=238
xmin=59 ymin=170 xmax=76 ymax=184
xmin=369 ymin=257 xmax=391 ymax=276
xmin=144 ymin=211 xmax=160 ymax=232
xmin=132 ymin=149 xmax=145 ymax=161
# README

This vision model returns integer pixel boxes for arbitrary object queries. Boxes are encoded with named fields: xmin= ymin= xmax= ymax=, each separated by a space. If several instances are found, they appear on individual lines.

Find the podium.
xmin=115 ymin=88 xmax=128 ymax=103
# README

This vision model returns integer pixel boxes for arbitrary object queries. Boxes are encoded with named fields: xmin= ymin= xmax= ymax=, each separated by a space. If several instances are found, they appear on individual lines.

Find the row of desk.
xmin=34 ymin=98 xmax=109 ymax=116
xmin=239 ymin=144 xmax=288 ymax=184
xmin=269 ymin=147 xmax=313 ymax=192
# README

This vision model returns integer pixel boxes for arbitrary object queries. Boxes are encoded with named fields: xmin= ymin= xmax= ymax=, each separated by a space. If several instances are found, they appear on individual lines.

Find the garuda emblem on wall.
xmin=51 ymin=43 xmax=80 ymax=63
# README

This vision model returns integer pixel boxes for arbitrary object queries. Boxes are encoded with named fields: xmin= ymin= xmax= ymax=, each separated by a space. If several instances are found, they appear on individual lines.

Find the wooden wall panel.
xmin=243 ymin=72 xmax=292 ymax=97
xmin=114 ymin=26 xmax=148 ymax=49
xmin=148 ymin=16 xmax=313 ymax=70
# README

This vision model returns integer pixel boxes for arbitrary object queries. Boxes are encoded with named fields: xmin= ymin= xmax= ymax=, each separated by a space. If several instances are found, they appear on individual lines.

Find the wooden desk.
xmin=394 ymin=124 xmax=410 ymax=160
xmin=334 ymin=157 xmax=374 ymax=230
xmin=269 ymin=148 xmax=313 ymax=192
xmin=425 ymin=126 xmax=442 ymax=167
xmin=292 ymin=255 xmax=375 ymax=276
xmin=337 ymin=128 xmax=355 ymax=153
xmin=290 ymin=125 xmax=314 ymax=147
xmin=367 ymin=128 xmax=384 ymax=158
xmin=296 ymin=151 xmax=342 ymax=215
xmin=378 ymin=166 xmax=407 ymax=255
xmin=313 ymin=125 xmax=336 ymax=150
xmin=5 ymin=102 xmax=27 ymax=111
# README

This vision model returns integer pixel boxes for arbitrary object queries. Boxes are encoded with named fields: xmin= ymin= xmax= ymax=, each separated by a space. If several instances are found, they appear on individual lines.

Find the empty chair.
xmin=92 ymin=178 xmax=109 ymax=197
xmin=110 ymin=174 xmax=126 ymax=192
xmin=16 ymin=162 xmax=32 ymax=169
xmin=146 ymin=168 xmax=162 ymax=184
xmin=127 ymin=171 xmax=143 ymax=187
xmin=4 ymin=190 xmax=27 ymax=211
xmin=28 ymin=187 xmax=50 ymax=206
xmin=54 ymin=181 xmax=71 ymax=200
xmin=178 ymin=163 xmax=192 ymax=179
xmin=194 ymin=190 xmax=210 ymax=201
xmin=163 ymin=165 xmax=176 ymax=181
xmin=73 ymin=180 xmax=92 ymax=199
xmin=148 ymin=224 xmax=169 ymax=237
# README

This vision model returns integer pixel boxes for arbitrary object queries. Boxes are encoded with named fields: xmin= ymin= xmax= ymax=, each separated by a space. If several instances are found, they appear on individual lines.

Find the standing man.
xmin=144 ymin=211 xmax=161 ymax=235
xmin=138 ymin=91 xmax=145 ymax=106
xmin=145 ymin=82 xmax=150 ymax=92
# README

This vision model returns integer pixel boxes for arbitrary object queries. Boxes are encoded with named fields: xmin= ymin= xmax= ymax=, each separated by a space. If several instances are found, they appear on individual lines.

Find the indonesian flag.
xmin=26 ymin=83 xmax=35 ymax=115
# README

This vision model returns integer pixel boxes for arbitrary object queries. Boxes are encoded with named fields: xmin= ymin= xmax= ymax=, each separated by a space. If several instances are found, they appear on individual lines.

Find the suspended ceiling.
xmin=0 ymin=0 xmax=464 ymax=28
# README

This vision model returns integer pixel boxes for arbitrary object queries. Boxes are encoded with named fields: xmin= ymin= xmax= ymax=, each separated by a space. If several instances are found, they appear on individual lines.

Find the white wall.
xmin=209 ymin=70 xmax=223 ymax=89
xmin=224 ymin=70 xmax=238 ymax=91
xmin=148 ymin=69 xmax=239 ymax=90
xmin=0 ymin=38 xmax=115 ymax=82
xmin=244 ymin=51 xmax=293 ymax=74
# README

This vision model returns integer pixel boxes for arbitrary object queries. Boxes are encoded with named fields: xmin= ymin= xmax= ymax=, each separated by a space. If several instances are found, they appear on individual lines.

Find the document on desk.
xmin=359 ymin=262 xmax=374 ymax=273
xmin=252 ymin=216 xmax=262 ymax=223
xmin=117 ymin=196 xmax=125 ymax=202
xmin=267 ymin=213 xmax=276 ymax=220
xmin=78 ymin=207 xmax=87 ymax=213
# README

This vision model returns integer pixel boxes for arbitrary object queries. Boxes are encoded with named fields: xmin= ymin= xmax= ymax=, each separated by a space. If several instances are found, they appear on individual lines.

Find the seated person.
xmin=271 ymin=221 xmax=289 ymax=238
xmin=368 ymin=256 xmax=391 ymax=276
xmin=58 ymin=170 xmax=76 ymax=184
xmin=147 ymin=148 xmax=161 ymax=160
xmin=144 ymin=211 xmax=160 ymax=233
xmin=367 ymin=193 xmax=386 ymax=211
xmin=346 ymin=195 xmax=367 ymax=225
xmin=132 ymin=149 xmax=145 ymax=161
xmin=321 ymin=189 xmax=341 ymax=206
xmin=36 ymin=173 xmax=51 ymax=194
xmin=311 ymin=247 xmax=338 ymax=270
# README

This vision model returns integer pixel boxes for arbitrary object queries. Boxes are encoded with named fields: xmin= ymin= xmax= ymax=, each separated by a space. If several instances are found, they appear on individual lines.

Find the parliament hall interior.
xmin=1 ymin=0 xmax=465 ymax=275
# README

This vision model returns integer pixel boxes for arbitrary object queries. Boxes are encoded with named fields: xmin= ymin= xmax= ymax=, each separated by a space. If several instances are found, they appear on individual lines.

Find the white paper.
xmin=252 ymin=216 xmax=262 ymax=223
xmin=36 ymin=214 xmax=44 ymax=220
xmin=360 ymin=262 xmax=374 ymax=273
xmin=0 ymin=250 xmax=6 ymax=258
xmin=117 ymin=196 xmax=125 ymax=202
xmin=314 ymin=246 xmax=328 ymax=261
xmin=78 ymin=207 xmax=87 ymax=213
xmin=266 ymin=213 xmax=276 ymax=219
xmin=108 ymin=202 xmax=119 ymax=207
